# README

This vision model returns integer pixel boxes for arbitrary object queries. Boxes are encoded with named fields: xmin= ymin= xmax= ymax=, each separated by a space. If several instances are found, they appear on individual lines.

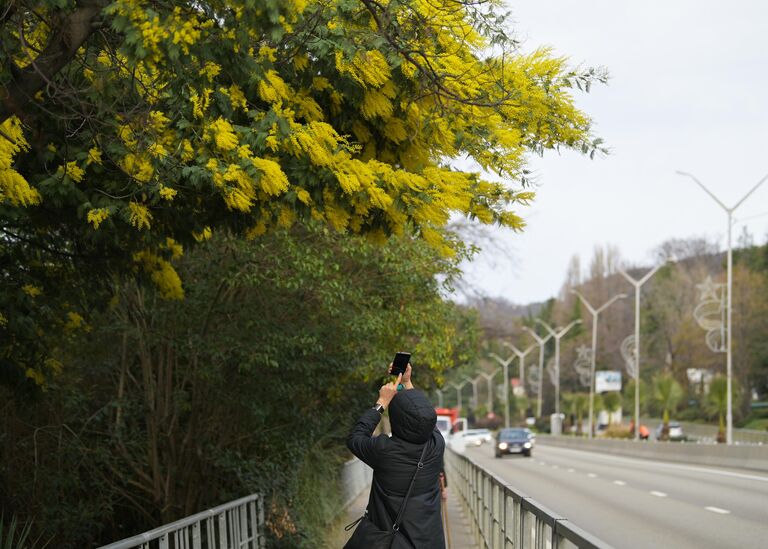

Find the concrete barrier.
xmin=340 ymin=457 xmax=372 ymax=510
xmin=538 ymin=435 xmax=768 ymax=472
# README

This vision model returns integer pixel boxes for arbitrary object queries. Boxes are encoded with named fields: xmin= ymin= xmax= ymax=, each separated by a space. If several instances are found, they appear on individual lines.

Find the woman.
xmin=346 ymin=364 xmax=445 ymax=548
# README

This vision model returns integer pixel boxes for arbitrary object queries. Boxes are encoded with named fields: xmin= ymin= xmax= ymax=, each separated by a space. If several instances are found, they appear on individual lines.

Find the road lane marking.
xmin=587 ymin=473 xmax=598 ymax=478
xmin=537 ymin=444 xmax=768 ymax=483
xmin=613 ymin=480 xmax=626 ymax=486
xmin=705 ymin=506 xmax=730 ymax=514
xmin=650 ymin=491 xmax=667 ymax=498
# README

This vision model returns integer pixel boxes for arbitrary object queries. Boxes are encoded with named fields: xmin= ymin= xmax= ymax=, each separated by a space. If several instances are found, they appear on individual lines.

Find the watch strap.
xmin=373 ymin=403 xmax=385 ymax=414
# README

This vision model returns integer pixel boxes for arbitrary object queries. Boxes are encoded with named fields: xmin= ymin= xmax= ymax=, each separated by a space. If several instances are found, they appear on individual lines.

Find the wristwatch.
xmin=372 ymin=403 xmax=385 ymax=414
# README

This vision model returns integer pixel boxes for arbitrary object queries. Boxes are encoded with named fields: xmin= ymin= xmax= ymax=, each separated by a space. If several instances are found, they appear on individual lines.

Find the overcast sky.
xmin=458 ymin=0 xmax=768 ymax=304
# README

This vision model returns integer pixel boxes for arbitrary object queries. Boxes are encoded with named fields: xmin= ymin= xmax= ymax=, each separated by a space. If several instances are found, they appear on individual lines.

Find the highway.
xmin=462 ymin=442 xmax=768 ymax=549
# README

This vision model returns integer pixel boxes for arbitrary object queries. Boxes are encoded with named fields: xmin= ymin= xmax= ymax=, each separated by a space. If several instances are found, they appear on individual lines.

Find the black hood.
xmin=389 ymin=390 xmax=437 ymax=444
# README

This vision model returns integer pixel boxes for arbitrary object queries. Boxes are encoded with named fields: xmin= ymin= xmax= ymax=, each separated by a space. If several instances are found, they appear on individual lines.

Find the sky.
xmin=458 ymin=0 xmax=768 ymax=304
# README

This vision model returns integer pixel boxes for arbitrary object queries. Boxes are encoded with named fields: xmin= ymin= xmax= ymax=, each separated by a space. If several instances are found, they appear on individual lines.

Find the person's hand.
xmin=388 ymin=363 xmax=413 ymax=389
xmin=377 ymin=374 xmax=402 ymax=409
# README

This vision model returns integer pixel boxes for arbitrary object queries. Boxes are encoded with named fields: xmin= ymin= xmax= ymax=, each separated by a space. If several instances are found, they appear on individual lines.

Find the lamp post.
xmin=436 ymin=389 xmax=444 ymax=408
xmin=534 ymin=319 xmax=582 ymax=416
xmin=618 ymin=263 xmax=666 ymax=441
xmin=502 ymin=342 xmax=536 ymax=395
xmin=466 ymin=376 xmax=480 ymax=411
xmin=479 ymin=368 xmax=501 ymax=413
xmin=488 ymin=352 xmax=515 ymax=428
xmin=571 ymin=290 xmax=628 ymax=439
xmin=521 ymin=327 xmax=553 ymax=418
xmin=451 ymin=380 xmax=470 ymax=412
xmin=677 ymin=171 xmax=768 ymax=445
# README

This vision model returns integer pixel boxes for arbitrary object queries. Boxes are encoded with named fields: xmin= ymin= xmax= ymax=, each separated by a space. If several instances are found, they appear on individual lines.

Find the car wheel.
xmin=523 ymin=450 xmax=531 ymax=457
xmin=495 ymin=452 xmax=501 ymax=458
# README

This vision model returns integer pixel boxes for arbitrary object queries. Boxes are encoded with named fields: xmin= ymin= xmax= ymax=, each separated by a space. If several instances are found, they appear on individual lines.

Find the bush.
xmin=603 ymin=425 xmax=632 ymax=439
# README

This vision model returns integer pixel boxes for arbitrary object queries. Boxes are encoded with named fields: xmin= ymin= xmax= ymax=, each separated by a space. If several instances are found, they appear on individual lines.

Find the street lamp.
xmin=465 ymin=376 xmax=480 ymax=411
xmin=451 ymin=380 xmax=469 ymax=411
xmin=677 ymin=171 xmax=768 ymax=445
xmin=521 ymin=327 xmax=553 ymax=418
xmin=534 ymin=319 xmax=583 ymax=416
xmin=436 ymin=388 xmax=444 ymax=408
xmin=618 ymin=263 xmax=667 ymax=441
xmin=488 ymin=352 xmax=515 ymax=428
xmin=479 ymin=368 xmax=501 ymax=413
xmin=571 ymin=289 xmax=628 ymax=439
xmin=502 ymin=341 xmax=536 ymax=395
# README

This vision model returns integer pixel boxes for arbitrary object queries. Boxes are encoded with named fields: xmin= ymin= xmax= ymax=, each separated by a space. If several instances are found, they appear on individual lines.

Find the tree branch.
xmin=0 ymin=1 xmax=106 ymax=124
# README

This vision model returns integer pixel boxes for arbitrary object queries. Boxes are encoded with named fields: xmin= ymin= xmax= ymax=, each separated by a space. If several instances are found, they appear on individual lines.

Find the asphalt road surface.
xmin=463 ymin=442 xmax=768 ymax=549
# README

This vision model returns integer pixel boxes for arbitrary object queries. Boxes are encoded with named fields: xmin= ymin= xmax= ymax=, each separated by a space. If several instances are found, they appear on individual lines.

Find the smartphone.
xmin=391 ymin=352 xmax=411 ymax=376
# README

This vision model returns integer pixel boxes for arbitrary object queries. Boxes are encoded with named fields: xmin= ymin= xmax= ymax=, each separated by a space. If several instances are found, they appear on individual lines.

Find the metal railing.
xmin=98 ymin=494 xmax=265 ymax=549
xmin=446 ymin=450 xmax=611 ymax=549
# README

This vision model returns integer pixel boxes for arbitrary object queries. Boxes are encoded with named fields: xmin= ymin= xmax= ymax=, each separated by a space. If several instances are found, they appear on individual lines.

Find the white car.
xmin=455 ymin=429 xmax=493 ymax=447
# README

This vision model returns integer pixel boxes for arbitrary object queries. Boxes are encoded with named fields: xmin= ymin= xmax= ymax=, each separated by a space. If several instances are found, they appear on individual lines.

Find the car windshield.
xmin=499 ymin=429 xmax=528 ymax=441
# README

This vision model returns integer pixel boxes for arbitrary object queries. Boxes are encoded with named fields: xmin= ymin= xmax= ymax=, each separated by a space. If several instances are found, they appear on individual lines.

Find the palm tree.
xmin=652 ymin=373 xmax=683 ymax=440
xmin=706 ymin=376 xmax=740 ymax=444
xmin=602 ymin=392 xmax=621 ymax=425
xmin=573 ymin=393 xmax=588 ymax=435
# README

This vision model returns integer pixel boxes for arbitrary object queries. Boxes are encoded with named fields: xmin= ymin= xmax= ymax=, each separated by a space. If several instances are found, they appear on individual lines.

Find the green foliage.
xmin=601 ymin=392 xmax=621 ymax=423
xmin=622 ymin=378 xmax=648 ymax=415
xmin=652 ymin=373 xmax=683 ymax=427
xmin=0 ymin=0 xmax=604 ymax=382
xmin=0 ymin=226 xmax=477 ymax=547
xmin=0 ymin=515 xmax=47 ymax=549
xmin=706 ymin=376 xmax=741 ymax=435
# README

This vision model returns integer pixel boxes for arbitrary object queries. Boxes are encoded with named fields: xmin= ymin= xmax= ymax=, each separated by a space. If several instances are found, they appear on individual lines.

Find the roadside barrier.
xmin=98 ymin=494 xmax=265 ymax=549
xmin=446 ymin=449 xmax=611 ymax=549
xmin=341 ymin=456 xmax=373 ymax=509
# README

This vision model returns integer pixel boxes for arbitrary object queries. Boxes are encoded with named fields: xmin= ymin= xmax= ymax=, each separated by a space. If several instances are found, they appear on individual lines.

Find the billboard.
xmin=595 ymin=370 xmax=622 ymax=393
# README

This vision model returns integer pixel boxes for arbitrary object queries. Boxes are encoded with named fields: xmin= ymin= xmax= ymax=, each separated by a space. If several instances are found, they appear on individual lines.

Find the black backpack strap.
xmin=392 ymin=443 xmax=429 ymax=532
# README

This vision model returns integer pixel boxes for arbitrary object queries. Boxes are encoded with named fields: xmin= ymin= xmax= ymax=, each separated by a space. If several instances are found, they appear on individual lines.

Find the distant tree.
xmin=706 ymin=376 xmax=741 ymax=444
xmin=602 ymin=391 xmax=621 ymax=425
xmin=652 ymin=373 xmax=683 ymax=440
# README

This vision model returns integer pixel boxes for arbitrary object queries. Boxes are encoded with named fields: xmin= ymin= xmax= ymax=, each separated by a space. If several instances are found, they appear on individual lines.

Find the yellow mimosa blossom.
xmin=87 ymin=208 xmax=110 ymax=229
xmin=258 ymin=46 xmax=277 ymax=62
xmin=192 ymin=226 xmax=212 ymax=241
xmin=0 ymin=119 xmax=40 ymax=205
xmin=251 ymin=157 xmax=290 ymax=196
xmin=190 ymin=87 xmax=213 ymax=118
xmin=133 ymin=251 xmax=184 ymax=300
xmin=158 ymin=185 xmax=177 ymax=200
xmin=162 ymin=237 xmax=184 ymax=259
xmin=245 ymin=221 xmax=267 ymax=240
xmin=199 ymin=62 xmax=222 ymax=82
xmin=128 ymin=202 xmax=152 ymax=230
xmin=22 ymin=284 xmax=42 ymax=297
xmin=57 ymin=161 xmax=85 ymax=183
xmin=206 ymin=118 xmax=239 ymax=151
xmin=120 ymin=153 xmax=154 ymax=183
xmin=26 ymin=368 xmax=46 ymax=386
xmin=87 ymin=147 xmax=103 ymax=165
xmin=296 ymin=188 xmax=311 ymax=204
xmin=65 ymin=311 xmax=85 ymax=330
xmin=180 ymin=139 xmax=195 ymax=161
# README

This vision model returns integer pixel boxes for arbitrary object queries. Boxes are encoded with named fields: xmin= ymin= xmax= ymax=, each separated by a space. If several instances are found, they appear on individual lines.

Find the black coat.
xmin=347 ymin=390 xmax=445 ymax=549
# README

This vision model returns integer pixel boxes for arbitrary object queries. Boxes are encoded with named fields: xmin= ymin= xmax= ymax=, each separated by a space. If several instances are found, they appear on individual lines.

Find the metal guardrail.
xmin=446 ymin=450 xmax=612 ymax=549
xmin=98 ymin=494 xmax=265 ymax=549
xmin=640 ymin=417 xmax=768 ymax=445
